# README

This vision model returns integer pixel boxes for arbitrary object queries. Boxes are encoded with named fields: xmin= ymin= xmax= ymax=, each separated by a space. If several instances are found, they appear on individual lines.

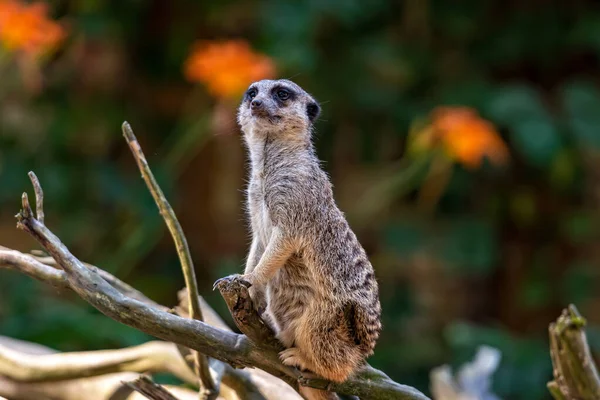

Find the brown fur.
xmin=216 ymin=79 xmax=381 ymax=400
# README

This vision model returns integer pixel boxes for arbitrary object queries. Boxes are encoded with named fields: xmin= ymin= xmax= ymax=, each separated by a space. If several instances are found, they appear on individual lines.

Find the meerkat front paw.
xmin=212 ymin=274 xmax=252 ymax=291
xmin=279 ymin=348 xmax=310 ymax=371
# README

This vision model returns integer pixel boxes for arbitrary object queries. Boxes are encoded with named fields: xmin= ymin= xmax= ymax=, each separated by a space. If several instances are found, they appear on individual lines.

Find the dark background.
xmin=2 ymin=1 xmax=600 ymax=399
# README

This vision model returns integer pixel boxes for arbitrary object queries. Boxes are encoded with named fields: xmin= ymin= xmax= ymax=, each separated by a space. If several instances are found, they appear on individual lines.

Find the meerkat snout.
xmin=249 ymin=98 xmax=273 ymax=119
xmin=250 ymin=99 xmax=263 ymax=109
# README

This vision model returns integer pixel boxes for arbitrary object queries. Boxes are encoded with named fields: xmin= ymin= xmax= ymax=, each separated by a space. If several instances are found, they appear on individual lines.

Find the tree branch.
xmin=0 ymin=251 xmax=296 ymax=400
xmin=0 ymin=373 xmax=141 ymax=400
xmin=27 ymin=171 xmax=45 ymax=224
xmin=214 ymin=277 xmax=283 ymax=352
xmin=0 ymin=337 xmax=201 ymax=400
xmin=0 ymin=246 xmax=68 ymax=288
xmin=0 ymin=340 xmax=196 ymax=384
xmin=0 ymin=374 xmax=202 ymax=400
xmin=122 ymin=122 xmax=216 ymax=400
xmin=548 ymin=304 xmax=600 ymax=400
xmin=126 ymin=375 xmax=181 ymax=400
xmin=10 ymin=172 xmax=429 ymax=400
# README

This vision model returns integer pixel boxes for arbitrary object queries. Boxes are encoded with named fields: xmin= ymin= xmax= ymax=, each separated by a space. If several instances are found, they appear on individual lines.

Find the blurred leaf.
xmin=384 ymin=219 xmax=425 ymax=258
xmin=560 ymin=211 xmax=596 ymax=245
xmin=561 ymin=80 xmax=600 ymax=148
xmin=486 ymin=85 xmax=561 ymax=167
xmin=386 ymin=217 xmax=498 ymax=276
xmin=585 ymin=325 xmax=600 ymax=354
xmin=549 ymin=149 xmax=576 ymax=190
xmin=438 ymin=80 xmax=495 ymax=109
xmin=486 ymin=85 xmax=548 ymax=125
xmin=511 ymin=119 xmax=561 ymax=168
xmin=561 ymin=262 xmax=595 ymax=305
xmin=567 ymin=13 xmax=600 ymax=53
xmin=308 ymin=0 xmax=385 ymax=25
xmin=520 ymin=279 xmax=551 ymax=309
xmin=509 ymin=190 xmax=537 ymax=226
xmin=261 ymin=2 xmax=316 ymax=70
xmin=441 ymin=218 xmax=497 ymax=276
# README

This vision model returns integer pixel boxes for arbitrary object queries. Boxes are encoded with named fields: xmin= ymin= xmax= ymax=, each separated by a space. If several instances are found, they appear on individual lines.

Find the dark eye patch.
xmin=306 ymin=102 xmax=321 ymax=122
xmin=245 ymin=87 xmax=258 ymax=101
xmin=271 ymin=85 xmax=296 ymax=104
xmin=277 ymin=89 xmax=290 ymax=100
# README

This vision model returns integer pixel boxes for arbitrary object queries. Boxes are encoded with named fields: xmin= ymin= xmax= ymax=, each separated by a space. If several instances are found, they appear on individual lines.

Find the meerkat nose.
xmin=251 ymin=99 xmax=263 ymax=109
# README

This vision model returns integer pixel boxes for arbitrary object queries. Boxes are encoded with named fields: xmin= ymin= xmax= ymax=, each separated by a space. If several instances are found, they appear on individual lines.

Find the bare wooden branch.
xmin=0 ymin=374 xmax=207 ymax=400
xmin=27 ymin=171 xmax=44 ymax=224
xmin=0 ymin=334 xmax=277 ymax=400
xmin=0 ymin=248 xmax=68 ymax=288
xmin=122 ymin=121 xmax=216 ymax=399
xmin=10 ymin=173 xmax=429 ymax=400
xmin=0 ymin=338 xmax=135 ymax=400
xmin=24 ymin=250 xmax=170 ymax=312
xmin=0 ymin=251 xmax=294 ymax=399
xmin=176 ymin=288 xmax=230 ymax=332
xmin=0 ymin=374 xmax=205 ymax=400
xmin=175 ymin=289 xmax=300 ymax=400
xmin=125 ymin=375 xmax=181 ymax=400
xmin=0 ymin=373 xmax=141 ymax=400
xmin=214 ymin=277 xmax=283 ymax=352
xmin=548 ymin=305 xmax=600 ymax=400
xmin=0 ymin=340 xmax=196 ymax=384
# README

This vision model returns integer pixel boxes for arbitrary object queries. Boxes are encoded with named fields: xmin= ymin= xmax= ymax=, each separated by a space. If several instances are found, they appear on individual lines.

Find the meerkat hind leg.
xmin=279 ymin=347 xmax=312 ymax=371
xmin=280 ymin=349 xmax=339 ymax=400
xmin=293 ymin=306 xmax=363 ymax=383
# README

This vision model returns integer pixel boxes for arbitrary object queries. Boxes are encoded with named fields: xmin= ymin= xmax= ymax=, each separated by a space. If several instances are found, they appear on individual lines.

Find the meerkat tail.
xmin=348 ymin=302 xmax=382 ymax=356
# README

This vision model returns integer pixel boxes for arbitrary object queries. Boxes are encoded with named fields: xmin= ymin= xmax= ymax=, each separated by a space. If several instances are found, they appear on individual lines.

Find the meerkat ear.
xmin=306 ymin=102 xmax=321 ymax=123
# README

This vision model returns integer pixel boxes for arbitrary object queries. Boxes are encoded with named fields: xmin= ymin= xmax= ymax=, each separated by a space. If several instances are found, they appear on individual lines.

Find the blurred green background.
xmin=2 ymin=1 xmax=600 ymax=399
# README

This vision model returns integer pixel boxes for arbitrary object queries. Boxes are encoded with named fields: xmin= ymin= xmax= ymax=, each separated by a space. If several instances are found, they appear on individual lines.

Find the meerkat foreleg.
xmin=244 ymin=238 xmax=267 ymax=314
xmin=242 ymin=227 xmax=294 ymax=287
xmin=244 ymin=238 xmax=264 ymax=275
xmin=214 ymin=227 xmax=294 ymax=290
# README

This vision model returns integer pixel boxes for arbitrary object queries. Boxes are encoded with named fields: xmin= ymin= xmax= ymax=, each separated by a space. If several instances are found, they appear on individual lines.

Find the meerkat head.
xmin=237 ymin=79 xmax=321 ymax=142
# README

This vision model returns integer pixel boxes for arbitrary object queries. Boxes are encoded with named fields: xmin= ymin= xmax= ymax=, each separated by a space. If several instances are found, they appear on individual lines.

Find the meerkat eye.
xmin=277 ymin=89 xmax=290 ymax=101
xmin=247 ymin=88 xmax=257 ymax=99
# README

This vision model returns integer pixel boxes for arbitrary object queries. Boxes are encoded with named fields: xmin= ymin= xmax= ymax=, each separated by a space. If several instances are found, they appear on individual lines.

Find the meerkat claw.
xmin=213 ymin=274 xmax=252 ymax=291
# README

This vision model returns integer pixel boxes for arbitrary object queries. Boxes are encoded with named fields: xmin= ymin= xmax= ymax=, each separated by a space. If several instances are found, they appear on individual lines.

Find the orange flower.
xmin=0 ymin=0 xmax=65 ymax=57
xmin=430 ymin=106 xmax=508 ymax=169
xmin=184 ymin=39 xmax=276 ymax=99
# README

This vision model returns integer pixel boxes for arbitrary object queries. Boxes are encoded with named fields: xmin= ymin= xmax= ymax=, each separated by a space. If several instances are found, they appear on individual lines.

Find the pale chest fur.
xmin=246 ymin=136 xmax=273 ymax=246
xmin=247 ymin=173 xmax=272 ymax=245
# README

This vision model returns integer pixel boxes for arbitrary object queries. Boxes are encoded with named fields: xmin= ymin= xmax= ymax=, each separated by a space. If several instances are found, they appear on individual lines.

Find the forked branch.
xmin=0 ymin=250 xmax=297 ymax=399
xmin=122 ymin=122 xmax=216 ymax=399
xmin=10 ymin=166 xmax=428 ymax=399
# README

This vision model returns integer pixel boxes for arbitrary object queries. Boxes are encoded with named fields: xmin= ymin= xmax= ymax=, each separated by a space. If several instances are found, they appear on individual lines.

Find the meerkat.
xmin=214 ymin=79 xmax=381 ymax=400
